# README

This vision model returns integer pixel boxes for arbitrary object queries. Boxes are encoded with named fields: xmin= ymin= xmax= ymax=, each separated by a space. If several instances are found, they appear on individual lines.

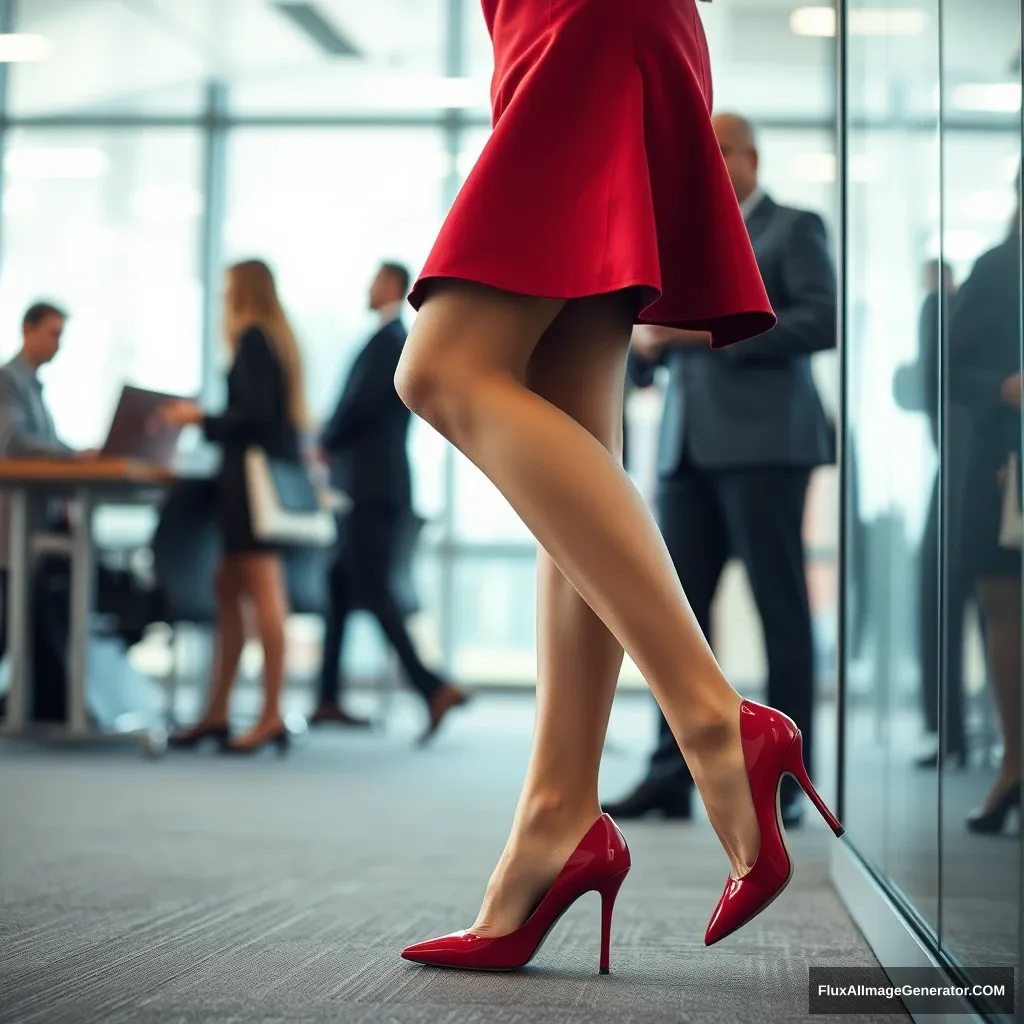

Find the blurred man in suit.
xmin=312 ymin=263 xmax=468 ymax=743
xmin=604 ymin=113 xmax=837 ymax=825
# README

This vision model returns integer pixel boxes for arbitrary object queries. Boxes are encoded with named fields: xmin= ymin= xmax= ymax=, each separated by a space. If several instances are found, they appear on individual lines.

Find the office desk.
xmin=0 ymin=458 xmax=174 ymax=752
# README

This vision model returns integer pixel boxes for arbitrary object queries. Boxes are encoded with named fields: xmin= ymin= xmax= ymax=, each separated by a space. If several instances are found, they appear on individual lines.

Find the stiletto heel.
xmin=401 ymin=814 xmax=631 ymax=972
xmin=781 ymin=730 xmax=844 ymax=837
xmin=598 ymin=868 xmax=628 ymax=974
xmin=704 ymin=700 xmax=844 ymax=947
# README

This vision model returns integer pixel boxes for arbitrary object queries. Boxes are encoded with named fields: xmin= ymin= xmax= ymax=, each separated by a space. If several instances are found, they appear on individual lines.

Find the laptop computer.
xmin=99 ymin=385 xmax=189 ymax=466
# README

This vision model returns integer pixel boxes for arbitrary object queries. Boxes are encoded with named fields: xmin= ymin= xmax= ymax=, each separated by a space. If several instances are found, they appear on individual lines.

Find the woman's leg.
xmin=976 ymin=575 xmax=1022 ymax=807
xmin=232 ymin=552 xmax=290 ymax=745
xmin=396 ymin=282 xmax=759 ymax=884
xmin=193 ymin=559 xmax=246 ymax=727
xmin=470 ymin=293 xmax=631 ymax=937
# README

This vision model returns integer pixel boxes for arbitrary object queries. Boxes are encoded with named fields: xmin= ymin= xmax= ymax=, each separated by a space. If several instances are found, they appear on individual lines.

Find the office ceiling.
xmin=7 ymin=0 xmax=1021 ymax=118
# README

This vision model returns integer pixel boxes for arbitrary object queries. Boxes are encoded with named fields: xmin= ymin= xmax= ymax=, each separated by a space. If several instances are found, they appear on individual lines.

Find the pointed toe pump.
xmin=704 ymin=700 xmax=844 ymax=947
xmin=401 ymin=813 xmax=631 ymax=973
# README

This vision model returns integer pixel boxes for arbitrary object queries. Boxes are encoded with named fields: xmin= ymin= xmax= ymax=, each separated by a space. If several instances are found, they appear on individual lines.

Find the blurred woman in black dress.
xmin=162 ymin=260 xmax=307 ymax=755
xmin=949 ymin=196 xmax=1022 ymax=832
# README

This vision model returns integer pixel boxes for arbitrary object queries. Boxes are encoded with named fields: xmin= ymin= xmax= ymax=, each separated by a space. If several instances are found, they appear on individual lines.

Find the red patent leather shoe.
xmin=704 ymin=700 xmax=844 ymax=946
xmin=401 ymin=814 xmax=630 ymax=972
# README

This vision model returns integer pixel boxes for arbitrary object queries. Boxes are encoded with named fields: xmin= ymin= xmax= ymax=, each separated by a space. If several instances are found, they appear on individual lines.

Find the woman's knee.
xmin=394 ymin=334 xmax=476 ymax=441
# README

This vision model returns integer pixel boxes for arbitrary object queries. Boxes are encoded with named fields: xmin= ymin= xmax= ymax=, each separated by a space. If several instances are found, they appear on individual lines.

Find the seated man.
xmin=0 ymin=302 xmax=74 ymax=458
xmin=0 ymin=302 xmax=76 ymax=721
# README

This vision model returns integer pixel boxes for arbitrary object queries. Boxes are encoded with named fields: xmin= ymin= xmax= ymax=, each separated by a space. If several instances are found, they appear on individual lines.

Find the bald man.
xmin=606 ymin=112 xmax=836 ymax=827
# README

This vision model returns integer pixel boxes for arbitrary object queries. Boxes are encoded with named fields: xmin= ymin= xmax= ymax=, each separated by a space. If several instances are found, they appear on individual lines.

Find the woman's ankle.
xmin=198 ymin=710 xmax=229 ymax=729
xmin=674 ymin=690 xmax=742 ymax=763
xmin=514 ymin=788 xmax=601 ymax=837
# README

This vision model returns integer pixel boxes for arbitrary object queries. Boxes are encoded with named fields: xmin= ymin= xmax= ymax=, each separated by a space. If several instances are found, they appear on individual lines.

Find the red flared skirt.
xmin=408 ymin=0 xmax=776 ymax=348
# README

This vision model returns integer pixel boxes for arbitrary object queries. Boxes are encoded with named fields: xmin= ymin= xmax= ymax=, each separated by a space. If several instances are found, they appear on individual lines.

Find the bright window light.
xmin=951 ymin=83 xmax=1022 ymax=112
xmin=357 ymin=76 xmax=485 ymax=110
xmin=4 ymin=147 xmax=111 ymax=179
xmin=130 ymin=187 xmax=204 ymax=221
xmin=791 ymin=152 xmax=878 ymax=184
xmin=790 ymin=7 xmax=836 ymax=36
xmin=0 ymin=33 xmax=53 ymax=62
xmin=962 ymin=190 xmax=1015 ymax=223
xmin=793 ymin=152 xmax=836 ymax=183
xmin=790 ymin=7 xmax=928 ymax=37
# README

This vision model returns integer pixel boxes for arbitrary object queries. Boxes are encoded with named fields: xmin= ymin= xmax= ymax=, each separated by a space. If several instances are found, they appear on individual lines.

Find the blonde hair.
xmin=224 ymin=259 xmax=309 ymax=432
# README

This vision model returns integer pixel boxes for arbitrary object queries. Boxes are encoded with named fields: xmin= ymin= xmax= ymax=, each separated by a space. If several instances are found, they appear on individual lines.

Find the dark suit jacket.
xmin=632 ymin=195 xmax=837 ymax=474
xmin=320 ymin=318 xmax=412 ymax=509
xmin=949 ymin=232 xmax=1021 ymax=463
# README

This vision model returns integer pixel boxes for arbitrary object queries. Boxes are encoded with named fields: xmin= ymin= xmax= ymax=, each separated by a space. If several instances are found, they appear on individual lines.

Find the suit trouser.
xmin=318 ymin=508 xmax=441 ymax=706
xmin=645 ymin=461 xmax=815 ymax=806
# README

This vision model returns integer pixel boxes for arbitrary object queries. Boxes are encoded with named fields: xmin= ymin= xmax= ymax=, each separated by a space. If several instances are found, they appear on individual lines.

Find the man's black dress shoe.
xmin=603 ymin=780 xmax=692 ymax=820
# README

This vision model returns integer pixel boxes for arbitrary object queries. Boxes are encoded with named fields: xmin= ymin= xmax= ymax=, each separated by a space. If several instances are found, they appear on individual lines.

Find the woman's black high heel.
xmin=966 ymin=781 xmax=1021 ymax=835
xmin=223 ymin=726 xmax=291 ymax=757
xmin=168 ymin=723 xmax=231 ymax=751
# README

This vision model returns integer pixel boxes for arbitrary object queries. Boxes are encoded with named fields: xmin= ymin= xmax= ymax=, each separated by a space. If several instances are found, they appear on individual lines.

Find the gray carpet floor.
xmin=0 ymin=692 xmax=903 ymax=1024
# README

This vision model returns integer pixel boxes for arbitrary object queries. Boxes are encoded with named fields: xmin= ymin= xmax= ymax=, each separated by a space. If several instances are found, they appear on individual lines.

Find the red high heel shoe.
xmin=704 ymin=700 xmax=844 ymax=946
xmin=401 ymin=813 xmax=630 ymax=972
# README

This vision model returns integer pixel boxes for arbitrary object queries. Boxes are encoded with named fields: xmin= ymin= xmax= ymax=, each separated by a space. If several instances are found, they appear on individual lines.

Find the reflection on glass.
xmin=842 ymin=0 xmax=943 ymax=930
xmin=940 ymin=0 xmax=1022 ymax=974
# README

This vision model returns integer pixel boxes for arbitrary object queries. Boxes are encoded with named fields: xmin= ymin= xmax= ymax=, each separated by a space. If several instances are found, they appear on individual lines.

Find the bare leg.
xmin=232 ymin=553 xmax=290 ymax=748
xmin=976 ymin=576 xmax=1022 ymax=808
xmin=197 ymin=559 xmax=245 ymax=727
xmin=396 ymin=282 xmax=759 ymax=889
xmin=471 ymin=294 xmax=629 ymax=937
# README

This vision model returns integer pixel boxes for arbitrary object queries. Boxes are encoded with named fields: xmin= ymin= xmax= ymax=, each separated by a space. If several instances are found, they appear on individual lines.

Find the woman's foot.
xmin=470 ymin=795 xmax=604 ymax=938
xmin=980 ymin=772 xmax=1022 ymax=814
xmin=168 ymin=717 xmax=230 ymax=749
xmin=682 ymin=693 xmax=762 ymax=880
xmin=227 ymin=716 xmax=289 ymax=753
xmin=967 ymin=774 xmax=1021 ymax=835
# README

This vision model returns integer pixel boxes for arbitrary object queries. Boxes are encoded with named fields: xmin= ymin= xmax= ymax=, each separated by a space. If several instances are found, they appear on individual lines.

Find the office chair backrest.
xmin=151 ymin=478 xmax=220 ymax=625
xmin=283 ymin=545 xmax=330 ymax=616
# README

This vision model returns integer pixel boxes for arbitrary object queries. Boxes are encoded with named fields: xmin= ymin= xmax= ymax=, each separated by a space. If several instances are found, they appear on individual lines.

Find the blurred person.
xmin=158 ymin=259 xmax=307 ymax=756
xmin=894 ymin=261 xmax=971 ymax=768
xmin=395 ymin=1 xmax=843 ymax=973
xmin=312 ymin=262 xmax=468 ymax=741
xmin=0 ymin=302 xmax=75 ymax=459
xmin=948 ymin=187 xmax=1022 ymax=834
xmin=0 ymin=302 xmax=82 ymax=722
xmin=604 ymin=112 xmax=837 ymax=829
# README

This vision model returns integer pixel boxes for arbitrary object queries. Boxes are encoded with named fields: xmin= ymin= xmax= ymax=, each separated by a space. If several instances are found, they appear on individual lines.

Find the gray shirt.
xmin=0 ymin=354 xmax=72 ymax=569
xmin=0 ymin=354 xmax=71 ymax=457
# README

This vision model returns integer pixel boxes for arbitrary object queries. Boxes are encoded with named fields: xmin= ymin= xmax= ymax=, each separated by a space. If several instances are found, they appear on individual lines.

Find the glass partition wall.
xmin=835 ymin=0 xmax=1023 ymax=1018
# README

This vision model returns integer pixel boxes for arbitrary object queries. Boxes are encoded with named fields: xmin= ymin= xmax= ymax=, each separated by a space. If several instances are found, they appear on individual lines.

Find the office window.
xmin=10 ymin=1 xmax=204 ymax=116
xmin=228 ymin=2 xmax=451 ymax=115
xmin=222 ymin=127 xmax=448 ymax=494
xmin=0 ymin=128 xmax=204 ymax=449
